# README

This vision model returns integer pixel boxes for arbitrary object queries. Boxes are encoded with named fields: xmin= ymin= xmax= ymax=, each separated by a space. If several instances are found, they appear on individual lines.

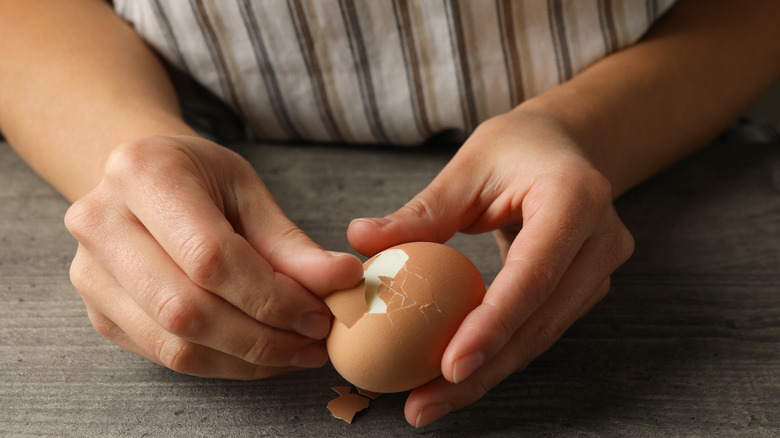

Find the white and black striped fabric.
xmin=114 ymin=0 xmax=676 ymax=145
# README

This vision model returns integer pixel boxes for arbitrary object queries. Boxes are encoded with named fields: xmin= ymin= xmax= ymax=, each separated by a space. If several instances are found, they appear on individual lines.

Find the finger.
xmin=441 ymin=197 xmax=632 ymax=384
xmin=492 ymin=223 xmax=522 ymax=263
xmin=66 ymin=195 xmax=329 ymax=368
xmin=98 ymin=141 xmax=336 ymax=336
xmin=408 ymin=278 xmax=613 ymax=427
xmin=233 ymin=180 xmax=365 ymax=297
xmin=407 ymin=223 xmax=629 ymax=427
xmin=86 ymin=305 xmax=306 ymax=380
xmin=71 ymin=246 xmax=301 ymax=379
xmin=71 ymin=246 xmax=149 ymax=359
xmin=347 ymin=158 xmax=486 ymax=256
xmin=111 ymin=139 xmax=363 ymax=299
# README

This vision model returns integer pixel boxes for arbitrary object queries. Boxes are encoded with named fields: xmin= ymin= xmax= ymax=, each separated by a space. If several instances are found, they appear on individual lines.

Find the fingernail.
xmin=290 ymin=343 xmax=328 ymax=368
xmin=292 ymin=312 xmax=331 ymax=339
xmin=325 ymin=250 xmax=356 ymax=259
xmin=415 ymin=402 xmax=452 ymax=428
xmin=453 ymin=352 xmax=484 ymax=384
xmin=350 ymin=217 xmax=392 ymax=227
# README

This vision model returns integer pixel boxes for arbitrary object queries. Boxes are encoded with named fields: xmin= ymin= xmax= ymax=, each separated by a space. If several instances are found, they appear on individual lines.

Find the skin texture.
xmin=0 ymin=0 xmax=364 ymax=379
xmin=1 ymin=0 xmax=779 ymax=428
xmin=348 ymin=0 xmax=780 ymax=427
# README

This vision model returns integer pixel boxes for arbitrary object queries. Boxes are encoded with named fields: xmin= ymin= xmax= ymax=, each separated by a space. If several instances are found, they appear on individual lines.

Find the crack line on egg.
xmin=383 ymin=265 xmax=441 ymax=325
xmin=383 ymin=266 xmax=421 ymax=310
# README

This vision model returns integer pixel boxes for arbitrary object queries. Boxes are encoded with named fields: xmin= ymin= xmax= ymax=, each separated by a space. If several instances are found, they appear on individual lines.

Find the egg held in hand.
xmin=325 ymin=242 xmax=486 ymax=393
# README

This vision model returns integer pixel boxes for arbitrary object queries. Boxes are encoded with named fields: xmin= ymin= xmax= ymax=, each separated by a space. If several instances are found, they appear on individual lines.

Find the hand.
xmin=65 ymin=135 xmax=363 ymax=379
xmin=348 ymin=110 xmax=634 ymax=426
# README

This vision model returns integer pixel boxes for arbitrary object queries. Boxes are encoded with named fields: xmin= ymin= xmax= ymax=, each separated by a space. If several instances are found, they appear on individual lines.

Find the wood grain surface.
xmin=1 ymin=139 xmax=778 ymax=437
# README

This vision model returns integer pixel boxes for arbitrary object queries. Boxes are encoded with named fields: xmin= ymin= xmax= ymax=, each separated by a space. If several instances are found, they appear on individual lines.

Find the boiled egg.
xmin=325 ymin=242 xmax=486 ymax=393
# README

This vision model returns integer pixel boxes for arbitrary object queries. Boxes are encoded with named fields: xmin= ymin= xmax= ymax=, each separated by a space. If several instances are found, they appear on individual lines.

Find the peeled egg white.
xmin=325 ymin=242 xmax=486 ymax=393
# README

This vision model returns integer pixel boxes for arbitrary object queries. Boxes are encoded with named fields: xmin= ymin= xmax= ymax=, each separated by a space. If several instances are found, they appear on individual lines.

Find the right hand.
xmin=65 ymin=135 xmax=363 ymax=379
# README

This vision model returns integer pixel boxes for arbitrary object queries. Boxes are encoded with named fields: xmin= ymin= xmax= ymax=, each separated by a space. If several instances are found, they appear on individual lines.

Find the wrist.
xmin=510 ymin=85 xmax=650 ymax=199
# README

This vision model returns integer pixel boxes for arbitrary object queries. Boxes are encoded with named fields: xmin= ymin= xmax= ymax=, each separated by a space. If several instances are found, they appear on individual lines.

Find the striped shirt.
xmin=113 ymin=0 xmax=676 ymax=145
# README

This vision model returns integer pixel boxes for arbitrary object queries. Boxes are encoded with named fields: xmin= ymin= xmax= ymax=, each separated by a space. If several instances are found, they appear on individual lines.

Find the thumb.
xmin=240 ymin=185 xmax=364 ymax=298
xmin=348 ymin=172 xmax=482 ymax=257
xmin=262 ymin=223 xmax=365 ymax=298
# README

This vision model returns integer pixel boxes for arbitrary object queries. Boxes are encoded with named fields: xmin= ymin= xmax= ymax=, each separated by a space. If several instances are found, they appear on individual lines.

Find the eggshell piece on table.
xmin=327 ymin=387 xmax=370 ymax=424
xmin=325 ymin=242 xmax=486 ymax=394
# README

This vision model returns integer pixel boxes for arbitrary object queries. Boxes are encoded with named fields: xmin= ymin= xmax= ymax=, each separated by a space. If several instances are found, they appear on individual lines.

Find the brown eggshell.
xmin=326 ymin=242 xmax=486 ymax=393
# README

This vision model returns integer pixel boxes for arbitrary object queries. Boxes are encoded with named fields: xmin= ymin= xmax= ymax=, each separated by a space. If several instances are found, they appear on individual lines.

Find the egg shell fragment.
xmin=326 ymin=242 xmax=486 ymax=393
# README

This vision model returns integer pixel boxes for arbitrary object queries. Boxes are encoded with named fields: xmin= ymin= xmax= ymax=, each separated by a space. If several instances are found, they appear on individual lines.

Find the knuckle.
xmin=580 ymin=168 xmax=613 ymax=205
xmin=104 ymin=136 xmax=175 ymax=180
xmin=278 ymin=226 xmax=310 ymax=246
xmin=470 ymin=114 xmax=507 ymax=141
xmin=497 ymin=313 xmax=519 ymax=344
xmin=157 ymin=337 xmax=199 ymax=374
xmin=602 ymin=214 xmax=636 ymax=268
xmin=488 ymin=303 xmax=522 ymax=345
xmin=68 ymin=249 xmax=91 ymax=294
xmin=400 ymin=196 xmax=451 ymax=241
xmin=247 ymin=289 xmax=280 ymax=324
xmin=179 ymin=232 xmax=227 ymax=289
xmin=103 ymin=138 xmax=155 ymax=181
xmin=509 ymin=258 xmax=557 ymax=311
xmin=546 ymin=163 xmax=613 ymax=217
xmin=528 ymin=261 xmax=558 ymax=299
xmin=468 ymin=377 xmax=493 ymax=402
xmin=241 ymin=335 xmax=279 ymax=365
xmin=86 ymin=310 xmax=120 ymax=341
xmin=595 ymin=278 xmax=612 ymax=302
xmin=267 ymin=226 xmax=316 ymax=271
xmin=402 ymin=197 xmax=435 ymax=223
xmin=155 ymin=293 xmax=199 ymax=338
xmin=573 ymin=173 xmax=612 ymax=220
xmin=614 ymin=225 xmax=636 ymax=264
xmin=528 ymin=315 xmax=569 ymax=356
xmin=64 ymin=195 xmax=108 ymax=241
xmin=104 ymin=136 xmax=197 ymax=189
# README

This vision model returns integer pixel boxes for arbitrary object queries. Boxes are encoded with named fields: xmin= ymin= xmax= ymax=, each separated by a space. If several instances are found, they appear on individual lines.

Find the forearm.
xmin=0 ymin=0 xmax=196 ymax=201
xmin=517 ymin=0 xmax=780 ymax=198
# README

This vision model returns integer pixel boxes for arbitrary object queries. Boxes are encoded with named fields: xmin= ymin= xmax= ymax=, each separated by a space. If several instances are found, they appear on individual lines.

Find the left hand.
xmin=347 ymin=109 xmax=635 ymax=427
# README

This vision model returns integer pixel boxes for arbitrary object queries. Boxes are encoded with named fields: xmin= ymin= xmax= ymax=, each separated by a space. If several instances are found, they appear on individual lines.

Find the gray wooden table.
xmin=1 ymin=138 xmax=778 ymax=437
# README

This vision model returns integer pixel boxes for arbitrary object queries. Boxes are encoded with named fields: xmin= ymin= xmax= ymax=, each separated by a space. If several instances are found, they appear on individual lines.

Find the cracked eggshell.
xmin=326 ymin=242 xmax=486 ymax=393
